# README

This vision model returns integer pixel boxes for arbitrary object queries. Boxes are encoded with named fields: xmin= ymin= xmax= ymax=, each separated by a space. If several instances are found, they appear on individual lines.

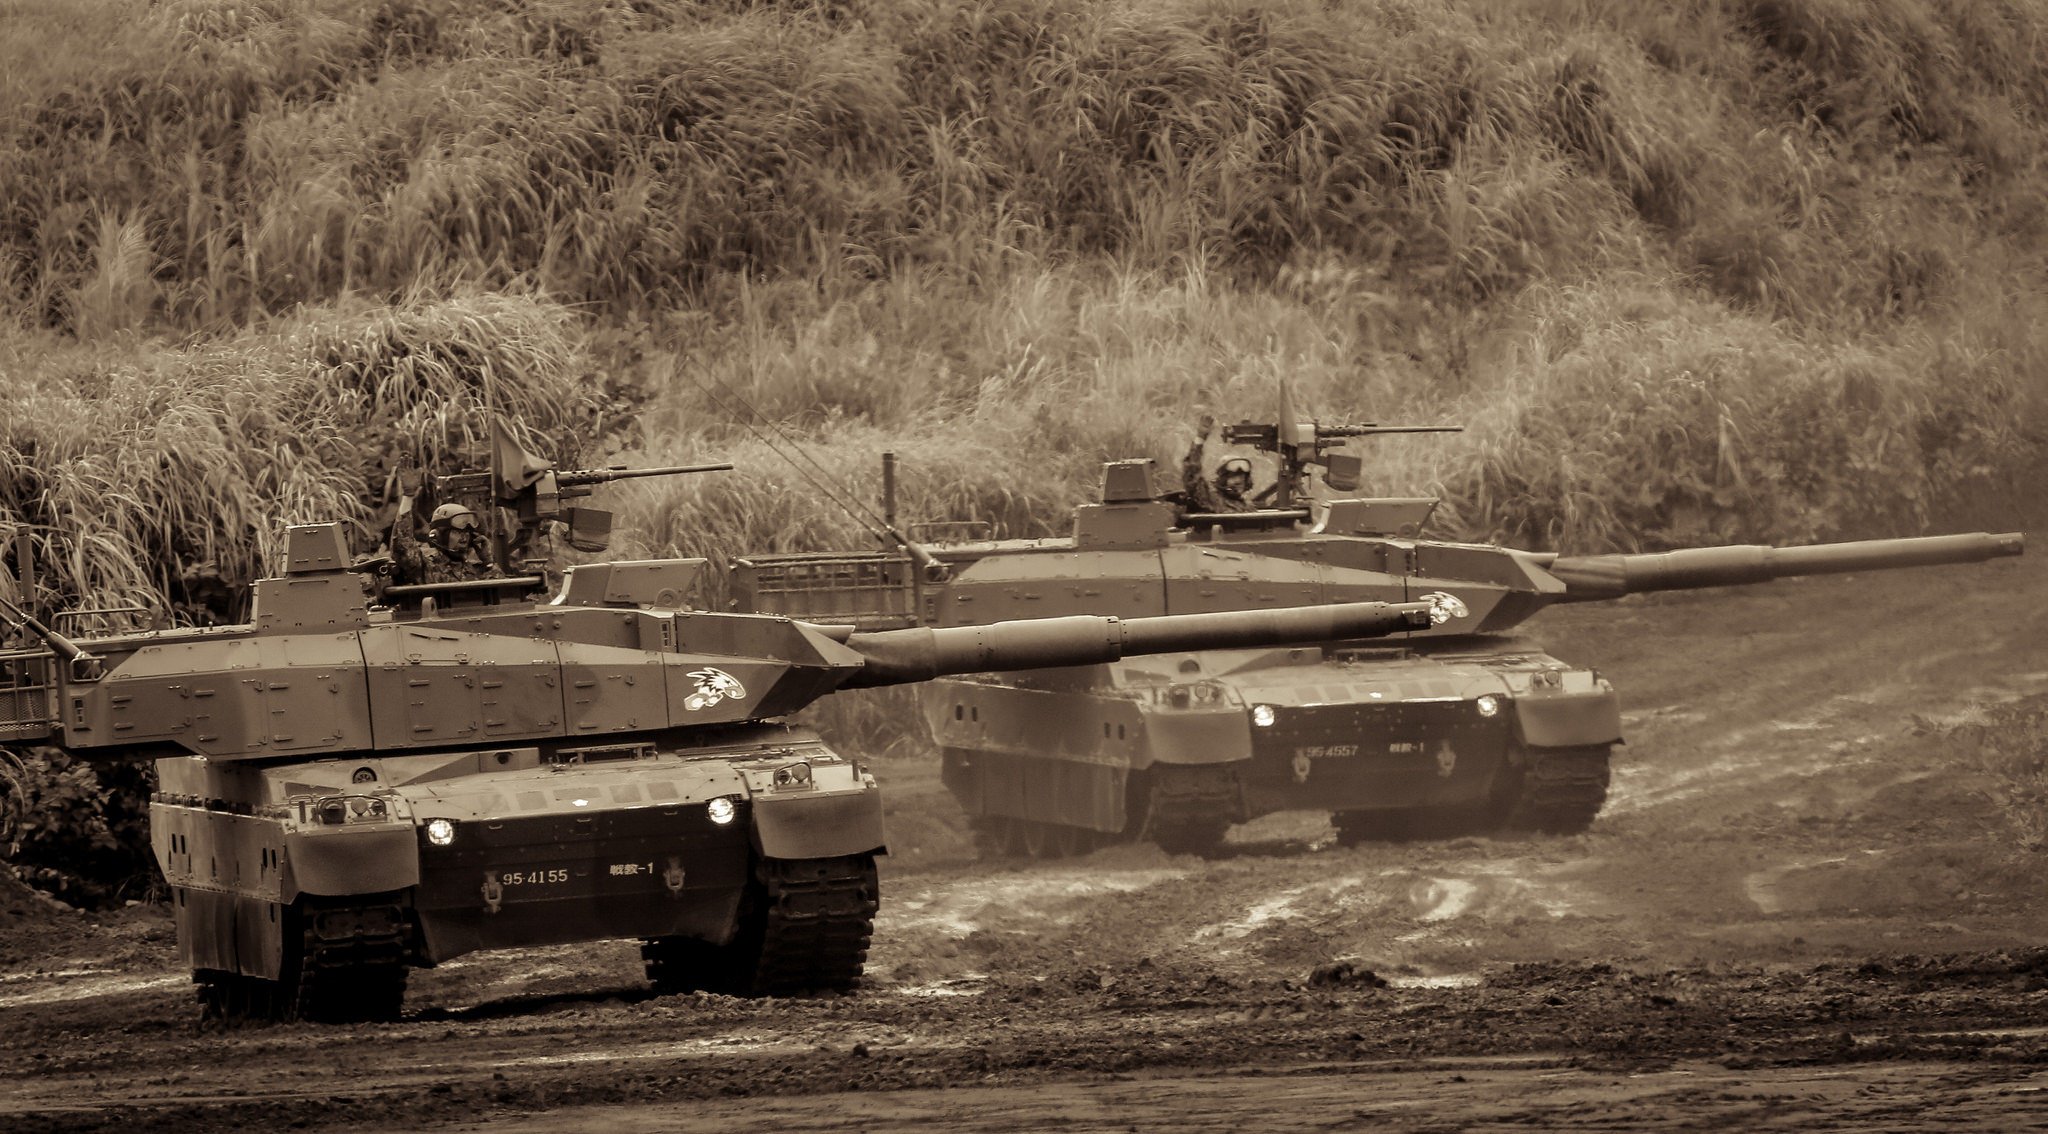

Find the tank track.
xmin=644 ymin=853 xmax=878 ymax=997
xmin=1142 ymin=768 xmax=1237 ymax=857
xmin=195 ymin=895 xmax=411 ymax=1024
xmin=1501 ymin=744 xmax=1612 ymax=834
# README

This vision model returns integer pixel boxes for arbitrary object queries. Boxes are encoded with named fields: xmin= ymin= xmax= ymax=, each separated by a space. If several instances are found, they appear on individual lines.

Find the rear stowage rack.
xmin=0 ymin=652 xmax=55 ymax=741
xmin=729 ymin=552 xmax=921 ymax=630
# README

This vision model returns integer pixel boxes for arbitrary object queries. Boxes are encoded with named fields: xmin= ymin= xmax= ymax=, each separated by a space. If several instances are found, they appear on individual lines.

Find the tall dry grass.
xmin=0 ymin=293 xmax=602 ymax=617
xmin=10 ymin=0 xmax=2039 ymax=333
xmin=2 ymin=0 xmax=2044 ymax=581
xmin=6 ymin=0 xmax=2048 ymax=903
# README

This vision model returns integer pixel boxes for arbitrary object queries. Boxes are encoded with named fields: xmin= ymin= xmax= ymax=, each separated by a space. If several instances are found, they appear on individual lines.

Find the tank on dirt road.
xmin=0 ymin=516 xmax=1429 ymax=1023
xmin=730 ymin=421 xmax=2024 ymax=858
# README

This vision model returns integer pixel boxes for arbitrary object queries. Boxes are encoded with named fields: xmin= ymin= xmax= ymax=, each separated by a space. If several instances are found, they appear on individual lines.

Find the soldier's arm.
xmin=390 ymin=468 xmax=430 ymax=583
xmin=1182 ymin=415 xmax=1219 ymax=512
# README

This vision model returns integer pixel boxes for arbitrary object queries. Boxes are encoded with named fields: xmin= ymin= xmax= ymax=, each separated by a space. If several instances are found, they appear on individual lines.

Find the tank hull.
xmin=925 ymin=640 xmax=1620 ymax=856
xmin=149 ymin=723 xmax=884 ymax=1020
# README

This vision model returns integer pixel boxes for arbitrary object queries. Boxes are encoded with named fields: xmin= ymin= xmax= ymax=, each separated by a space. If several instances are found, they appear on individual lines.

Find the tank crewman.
xmin=1181 ymin=414 xmax=1258 ymax=513
xmin=391 ymin=469 xmax=501 ymax=585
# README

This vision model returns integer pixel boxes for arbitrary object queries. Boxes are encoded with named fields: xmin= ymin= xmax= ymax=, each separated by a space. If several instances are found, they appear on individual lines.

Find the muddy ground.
xmin=2 ymin=536 xmax=2046 ymax=1132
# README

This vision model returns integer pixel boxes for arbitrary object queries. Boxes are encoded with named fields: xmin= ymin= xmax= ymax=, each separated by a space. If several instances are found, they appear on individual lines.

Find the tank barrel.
xmin=1546 ymin=532 xmax=2024 ymax=600
xmin=840 ymin=601 xmax=1433 ymax=688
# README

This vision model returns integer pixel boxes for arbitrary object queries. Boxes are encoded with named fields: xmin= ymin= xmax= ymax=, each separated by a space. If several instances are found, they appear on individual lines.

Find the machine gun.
xmin=1217 ymin=415 xmax=1460 ymax=509
xmin=432 ymin=461 xmax=732 ymax=559
xmin=1193 ymin=380 xmax=1457 ymax=511
xmin=410 ymin=423 xmax=734 ymax=573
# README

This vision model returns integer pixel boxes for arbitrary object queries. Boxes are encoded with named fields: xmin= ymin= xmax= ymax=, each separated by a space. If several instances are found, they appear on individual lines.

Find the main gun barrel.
xmin=1544 ymin=531 xmax=2024 ymax=600
xmin=840 ymin=601 xmax=1434 ymax=688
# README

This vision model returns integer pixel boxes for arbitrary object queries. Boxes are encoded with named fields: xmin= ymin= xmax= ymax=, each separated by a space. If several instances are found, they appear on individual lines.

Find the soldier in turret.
xmin=1182 ymin=414 xmax=1258 ymax=513
xmin=391 ymin=470 xmax=501 ymax=585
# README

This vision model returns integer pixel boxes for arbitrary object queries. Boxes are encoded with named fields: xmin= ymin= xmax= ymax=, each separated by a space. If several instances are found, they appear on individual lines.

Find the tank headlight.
xmin=706 ymin=797 xmax=737 ymax=826
xmin=424 ymin=818 xmax=456 ymax=846
xmin=1475 ymin=694 xmax=1503 ymax=718
xmin=1251 ymin=704 xmax=1277 ymax=728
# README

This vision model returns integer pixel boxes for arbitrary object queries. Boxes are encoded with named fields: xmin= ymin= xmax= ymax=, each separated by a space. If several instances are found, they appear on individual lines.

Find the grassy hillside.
xmin=3 ymin=0 xmax=2044 ymax=902
xmin=4 ymin=0 xmax=2043 ymax=611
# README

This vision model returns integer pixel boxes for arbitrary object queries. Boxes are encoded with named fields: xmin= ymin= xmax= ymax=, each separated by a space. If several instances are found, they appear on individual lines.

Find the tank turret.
xmin=731 ymin=438 xmax=2024 ymax=858
xmin=0 ymin=518 xmax=1428 ymax=1023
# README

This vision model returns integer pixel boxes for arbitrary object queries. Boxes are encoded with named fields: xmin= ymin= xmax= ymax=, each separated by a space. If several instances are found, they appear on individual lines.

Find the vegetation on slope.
xmin=8 ymin=0 xmax=2038 ymax=571
xmin=2 ymin=0 xmax=2045 ymax=896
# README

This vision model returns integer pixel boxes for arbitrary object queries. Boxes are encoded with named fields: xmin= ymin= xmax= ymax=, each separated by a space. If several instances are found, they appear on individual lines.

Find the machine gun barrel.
xmin=839 ymin=601 xmax=1434 ymax=688
xmin=1543 ymin=532 xmax=2024 ymax=600
xmin=1318 ymin=425 xmax=1465 ymax=438
xmin=434 ymin=462 xmax=733 ymax=503
xmin=557 ymin=462 xmax=735 ymax=487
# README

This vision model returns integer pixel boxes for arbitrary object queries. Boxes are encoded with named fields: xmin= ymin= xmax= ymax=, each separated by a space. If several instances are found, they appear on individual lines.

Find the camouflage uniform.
xmin=391 ymin=518 xmax=498 ymax=585
xmin=1181 ymin=438 xmax=1255 ymax=514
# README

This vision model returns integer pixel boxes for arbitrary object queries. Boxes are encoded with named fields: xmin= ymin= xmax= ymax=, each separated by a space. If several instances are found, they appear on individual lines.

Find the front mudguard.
xmin=284 ymin=825 xmax=421 ymax=899
xmin=1510 ymin=688 xmax=1623 ymax=750
xmin=1141 ymin=709 xmax=1251 ymax=767
xmin=749 ymin=785 xmax=887 ymax=860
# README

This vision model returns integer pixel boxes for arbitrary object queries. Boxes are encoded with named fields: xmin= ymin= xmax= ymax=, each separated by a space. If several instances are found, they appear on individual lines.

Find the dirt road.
xmin=3 ymin=539 xmax=2044 ymax=1132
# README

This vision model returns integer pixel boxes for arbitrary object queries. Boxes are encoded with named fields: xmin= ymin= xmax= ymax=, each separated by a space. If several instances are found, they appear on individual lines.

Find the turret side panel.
xmin=662 ymin=654 xmax=843 ymax=723
xmin=1410 ymin=544 xmax=1561 ymax=635
xmin=933 ymin=552 xmax=1167 ymax=625
xmin=361 ymin=625 xmax=562 ymax=751
xmin=93 ymin=634 xmax=371 ymax=759
xmin=1159 ymin=546 xmax=1326 ymax=615
xmin=665 ymin=612 xmax=867 ymax=720
xmin=556 ymin=639 xmax=673 ymax=736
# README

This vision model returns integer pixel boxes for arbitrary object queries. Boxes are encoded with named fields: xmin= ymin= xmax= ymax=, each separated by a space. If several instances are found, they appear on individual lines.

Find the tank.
xmin=0 ymin=517 xmax=1429 ymax=1023
xmin=730 ymin=424 xmax=2026 ymax=858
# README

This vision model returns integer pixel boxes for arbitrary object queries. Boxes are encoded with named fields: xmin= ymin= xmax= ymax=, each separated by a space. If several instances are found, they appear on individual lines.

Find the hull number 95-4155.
xmin=499 ymin=868 xmax=570 ymax=887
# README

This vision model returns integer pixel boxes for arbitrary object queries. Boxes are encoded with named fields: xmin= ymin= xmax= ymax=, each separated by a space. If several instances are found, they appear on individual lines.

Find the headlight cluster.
xmin=1250 ymin=704 xmax=1278 ymax=728
xmin=1475 ymin=693 xmax=1503 ymax=718
xmin=423 ymin=818 xmax=457 ymax=846
xmin=311 ymin=795 xmax=390 ymax=825
xmin=771 ymin=761 xmax=813 ymax=789
xmin=706 ymin=797 xmax=737 ymax=826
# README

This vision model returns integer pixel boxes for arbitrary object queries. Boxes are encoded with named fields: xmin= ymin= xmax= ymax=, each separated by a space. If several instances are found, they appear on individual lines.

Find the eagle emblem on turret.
xmin=1419 ymin=591 xmax=1468 ymax=625
xmin=683 ymin=668 xmax=747 ymax=711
